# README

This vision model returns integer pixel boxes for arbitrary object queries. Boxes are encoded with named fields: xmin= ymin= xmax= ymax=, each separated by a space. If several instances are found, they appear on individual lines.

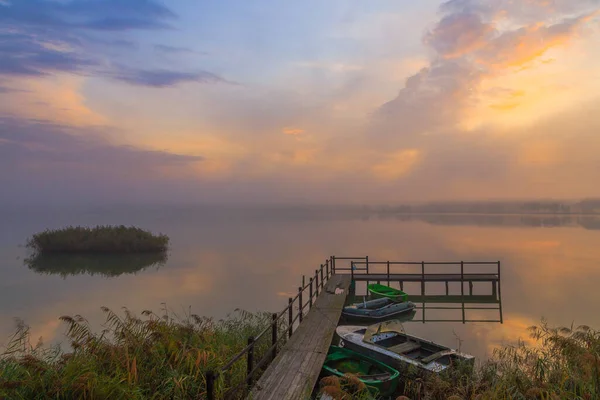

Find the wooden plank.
xmin=350 ymin=273 xmax=498 ymax=282
xmin=249 ymin=275 xmax=351 ymax=400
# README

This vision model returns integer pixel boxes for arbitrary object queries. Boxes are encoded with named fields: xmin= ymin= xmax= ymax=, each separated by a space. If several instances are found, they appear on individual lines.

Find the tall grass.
xmin=27 ymin=226 xmax=169 ymax=254
xmin=394 ymin=319 xmax=600 ymax=400
xmin=0 ymin=308 xmax=279 ymax=399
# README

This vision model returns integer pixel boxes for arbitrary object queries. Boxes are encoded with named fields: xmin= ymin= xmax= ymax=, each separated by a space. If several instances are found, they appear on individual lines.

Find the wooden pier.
xmin=206 ymin=256 xmax=502 ymax=400
xmin=249 ymin=275 xmax=351 ymax=400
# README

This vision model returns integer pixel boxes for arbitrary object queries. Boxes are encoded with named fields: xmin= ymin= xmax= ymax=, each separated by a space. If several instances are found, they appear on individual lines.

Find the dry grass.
xmin=0 ymin=307 xmax=282 ymax=399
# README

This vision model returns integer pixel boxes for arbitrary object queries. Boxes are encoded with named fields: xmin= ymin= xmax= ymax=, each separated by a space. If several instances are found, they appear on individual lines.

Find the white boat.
xmin=336 ymin=320 xmax=475 ymax=373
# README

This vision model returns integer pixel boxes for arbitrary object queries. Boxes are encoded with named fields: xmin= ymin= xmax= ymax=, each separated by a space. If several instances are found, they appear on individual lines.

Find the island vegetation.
xmin=1 ymin=312 xmax=598 ymax=399
xmin=26 ymin=225 xmax=169 ymax=254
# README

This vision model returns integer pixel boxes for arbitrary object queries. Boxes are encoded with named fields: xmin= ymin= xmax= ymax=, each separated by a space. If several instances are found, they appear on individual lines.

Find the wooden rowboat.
xmin=336 ymin=320 xmax=475 ymax=374
xmin=367 ymin=283 xmax=408 ymax=301
xmin=321 ymin=345 xmax=400 ymax=396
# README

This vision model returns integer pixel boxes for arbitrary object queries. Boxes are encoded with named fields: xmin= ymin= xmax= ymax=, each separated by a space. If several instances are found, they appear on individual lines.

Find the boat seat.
xmin=421 ymin=350 xmax=452 ymax=364
xmin=388 ymin=341 xmax=421 ymax=354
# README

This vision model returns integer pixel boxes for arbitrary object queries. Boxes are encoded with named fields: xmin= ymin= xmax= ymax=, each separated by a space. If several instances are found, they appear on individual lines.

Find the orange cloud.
xmin=282 ymin=127 xmax=305 ymax=136
xmin=372 ymin=149 xmax=421 ymax=181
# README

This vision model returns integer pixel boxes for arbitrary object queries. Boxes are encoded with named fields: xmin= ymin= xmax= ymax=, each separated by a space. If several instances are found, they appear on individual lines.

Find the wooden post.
xmin=332 ymin=256 xmax=336 ymax=274
xmin=271 ymin=313 xmax=278 ymax=361
xmin=302 ymin=275 xmax=305 ymax=288
xmin=298 ymin=287 xmax=303 ymax=323
xmin=315 ymin=270 xmax=319 ymax=296
xmin=387 ymin=261 xmax=390 ymax=283
xmin=206 ymin=371 xmax=215 ymax=400
xmin=421 ymin=261 xmax=425 ymax=295
xmin=320 ymin=264 xmax=324 ymax=287
xmin=498 ymin=261 xmax=503 ymax=323
xmin=469 ymin=281 xmax=473 ymax=295
xmin=309 ymin=278 xmax=313 ymax=309
xmin=445 ymin=281 xmax=449 ymax=295
xmin=326 ymin=259 xmax=330 ymax=279
xmin=461 ymin=261 xmax=465 ymax=324
xmin=288 ymin=298 xmax=293 ymax=338
xmin=247 ymin=336 xmax=254 ymax=387
xmin=366 ymin=256 xmax=369 ymax=274
xmin=400 ymin=281 xmax=404 ymax=290
xmin=350 ymin=262 xmax=354 ymax=281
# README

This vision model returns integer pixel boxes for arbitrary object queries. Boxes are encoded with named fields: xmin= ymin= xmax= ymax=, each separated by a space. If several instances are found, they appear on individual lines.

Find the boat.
xmin=321 ymin=345 xmax=400 ymax=396
xmin=342 ymin=297 xmax=416 ymax=323
xmin=367 ymin=283 xmax=408 ymax=301
xmin=336 ymin=320 xmax=475 ymax=373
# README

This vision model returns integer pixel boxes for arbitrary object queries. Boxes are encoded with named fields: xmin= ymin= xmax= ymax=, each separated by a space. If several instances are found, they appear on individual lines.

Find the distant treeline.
xmin=368 ymin=199 xmax=600 ymax=215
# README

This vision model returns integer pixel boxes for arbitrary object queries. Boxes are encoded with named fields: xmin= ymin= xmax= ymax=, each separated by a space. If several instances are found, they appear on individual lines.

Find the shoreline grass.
xmin=0 ymin=308 xmax=280 ymax=399
xmin=26 ymin=225 xmax=169 ymax=254
xmin=2 ymin=314 xmax=598 ymax=399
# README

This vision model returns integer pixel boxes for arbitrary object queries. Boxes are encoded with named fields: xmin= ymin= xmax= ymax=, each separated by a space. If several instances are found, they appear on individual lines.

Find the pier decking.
xmin=249 ymin=274 xmax=351 ymax=400
xmin=207 ymin=256 xmax=502 ymax=400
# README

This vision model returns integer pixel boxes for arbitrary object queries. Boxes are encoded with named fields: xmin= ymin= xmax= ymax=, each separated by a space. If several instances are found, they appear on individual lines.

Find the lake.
xmin=2 ymin=205 xmax=600 ymax=363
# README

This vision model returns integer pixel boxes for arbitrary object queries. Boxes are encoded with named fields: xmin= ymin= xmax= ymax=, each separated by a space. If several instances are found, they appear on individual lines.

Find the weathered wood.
xmin=249 ymin=275 xmax=351 ymax=400
xmin=349 ymin=273 xmax=498 ymax=282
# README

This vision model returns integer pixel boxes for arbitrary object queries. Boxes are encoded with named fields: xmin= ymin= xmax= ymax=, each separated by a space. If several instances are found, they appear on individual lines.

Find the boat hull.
xmin=336 ymin=325 xmax=475 ymax=374
xmin=341 ymin=298 xmax=416 ymax=323
xmin=321 ymin=346 xmax=400 ymax=396
xmin=367 ymin=283 xmax=408 ymax=301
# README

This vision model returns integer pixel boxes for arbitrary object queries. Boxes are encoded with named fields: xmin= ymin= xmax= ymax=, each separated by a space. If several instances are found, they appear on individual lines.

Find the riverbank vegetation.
xmin=26 ymin=225 xmax=169 ymax=254
xmin=0 ymin=308 xmax=279 ymax=399
xmin=1 ymin=314 xmax=598 ymax=399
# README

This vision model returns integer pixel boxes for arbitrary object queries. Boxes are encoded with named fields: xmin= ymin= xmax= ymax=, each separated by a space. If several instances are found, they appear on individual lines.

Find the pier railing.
xmin=205 ymin=256 xmax=336 ymax=400
xmin=205 ymin=255 xmax=502 ymax=399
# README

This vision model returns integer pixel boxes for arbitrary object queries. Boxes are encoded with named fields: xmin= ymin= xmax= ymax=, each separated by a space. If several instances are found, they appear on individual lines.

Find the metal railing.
xmin=205 ymin=256 xmax=336 ymax=400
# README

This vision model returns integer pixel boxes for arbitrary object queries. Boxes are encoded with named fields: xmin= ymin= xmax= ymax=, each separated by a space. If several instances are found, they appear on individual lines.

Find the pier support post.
xmin=271 ymin=313 xmax=278 ymax=361
xmin=247 ymin=336 xmax=254 ymax=388
xmin=309 ymin=278 xmax=313 ymax=309
xmin=298 ymin=287 xmax=303 ymax=323
xmin=320 ymin=264 xmax=324 ymax=286
xmin=206 ymin=371 xmax=215 ymax=400
xmin=445 ymin=281 xmax=449 ymax=295
xmin=421 ymin=261 xmax=425 ymax=295
xmin=288 ymin=298 xmax=293 ymax=338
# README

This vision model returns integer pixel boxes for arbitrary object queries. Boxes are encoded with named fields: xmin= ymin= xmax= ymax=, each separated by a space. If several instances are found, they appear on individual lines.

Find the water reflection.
xmin=24 ymin=253 xmax=167 ymax=278
xmin=2 ymin=206 xmax=600 ymax=362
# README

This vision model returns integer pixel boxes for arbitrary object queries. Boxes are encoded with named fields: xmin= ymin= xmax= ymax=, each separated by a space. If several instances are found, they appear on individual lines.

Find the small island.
xmin=26 ymin=225 xmax=169 ymax=254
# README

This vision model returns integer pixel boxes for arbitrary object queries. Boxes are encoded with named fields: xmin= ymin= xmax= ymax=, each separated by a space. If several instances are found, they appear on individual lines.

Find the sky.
xmin=1 ymin=0 xmax=600 ymax=205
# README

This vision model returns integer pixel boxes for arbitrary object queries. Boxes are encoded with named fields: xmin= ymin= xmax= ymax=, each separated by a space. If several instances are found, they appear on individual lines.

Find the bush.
xmin=26 ymin=225 xmax=169 ymax=254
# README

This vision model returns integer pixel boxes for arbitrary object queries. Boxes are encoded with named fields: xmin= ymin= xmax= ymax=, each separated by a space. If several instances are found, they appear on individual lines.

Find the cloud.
xmin=154 ymin=44 xmax=205 ymax=55
xmin=0 ymin=32 xmax=97 ymax=77
xmin=0 ymin=116 xmax=206 ymax=204
xmin=111 ymin=68 xmax=228 ymax=88
xmin=0 ymin=0 xmax=176 ymax=31
xmin=282 ymin=127 xmax=305 ymax=136
xmin=0 ymin=1 xmax=228 ymax=88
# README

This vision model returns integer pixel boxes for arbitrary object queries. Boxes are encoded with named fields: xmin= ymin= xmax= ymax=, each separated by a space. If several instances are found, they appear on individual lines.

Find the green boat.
xmin=367 ymin=283 xmax=408 ymax=301
xmin=321 ymin=345 xmax=400 ymax=396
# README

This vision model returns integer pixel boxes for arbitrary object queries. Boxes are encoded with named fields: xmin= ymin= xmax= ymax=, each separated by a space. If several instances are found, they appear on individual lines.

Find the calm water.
xmin=2 ymin=205 xmax=600 ymax=362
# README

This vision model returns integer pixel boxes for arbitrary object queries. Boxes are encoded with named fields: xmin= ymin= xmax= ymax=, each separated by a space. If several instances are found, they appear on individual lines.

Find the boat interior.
xmin=326 ymin=357 xmax=392 ymax=380
xmin=358 ymin=328 xmax=459 ymax=366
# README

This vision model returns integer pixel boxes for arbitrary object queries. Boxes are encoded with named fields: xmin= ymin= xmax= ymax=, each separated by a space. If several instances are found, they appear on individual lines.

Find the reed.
xmin=0 ymin=307 xmax=280 ymax=399
xmin=398 ymin=319 xmax=600 ymax=400
xmin=26 ymin=225 xmax=169 ymax=254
